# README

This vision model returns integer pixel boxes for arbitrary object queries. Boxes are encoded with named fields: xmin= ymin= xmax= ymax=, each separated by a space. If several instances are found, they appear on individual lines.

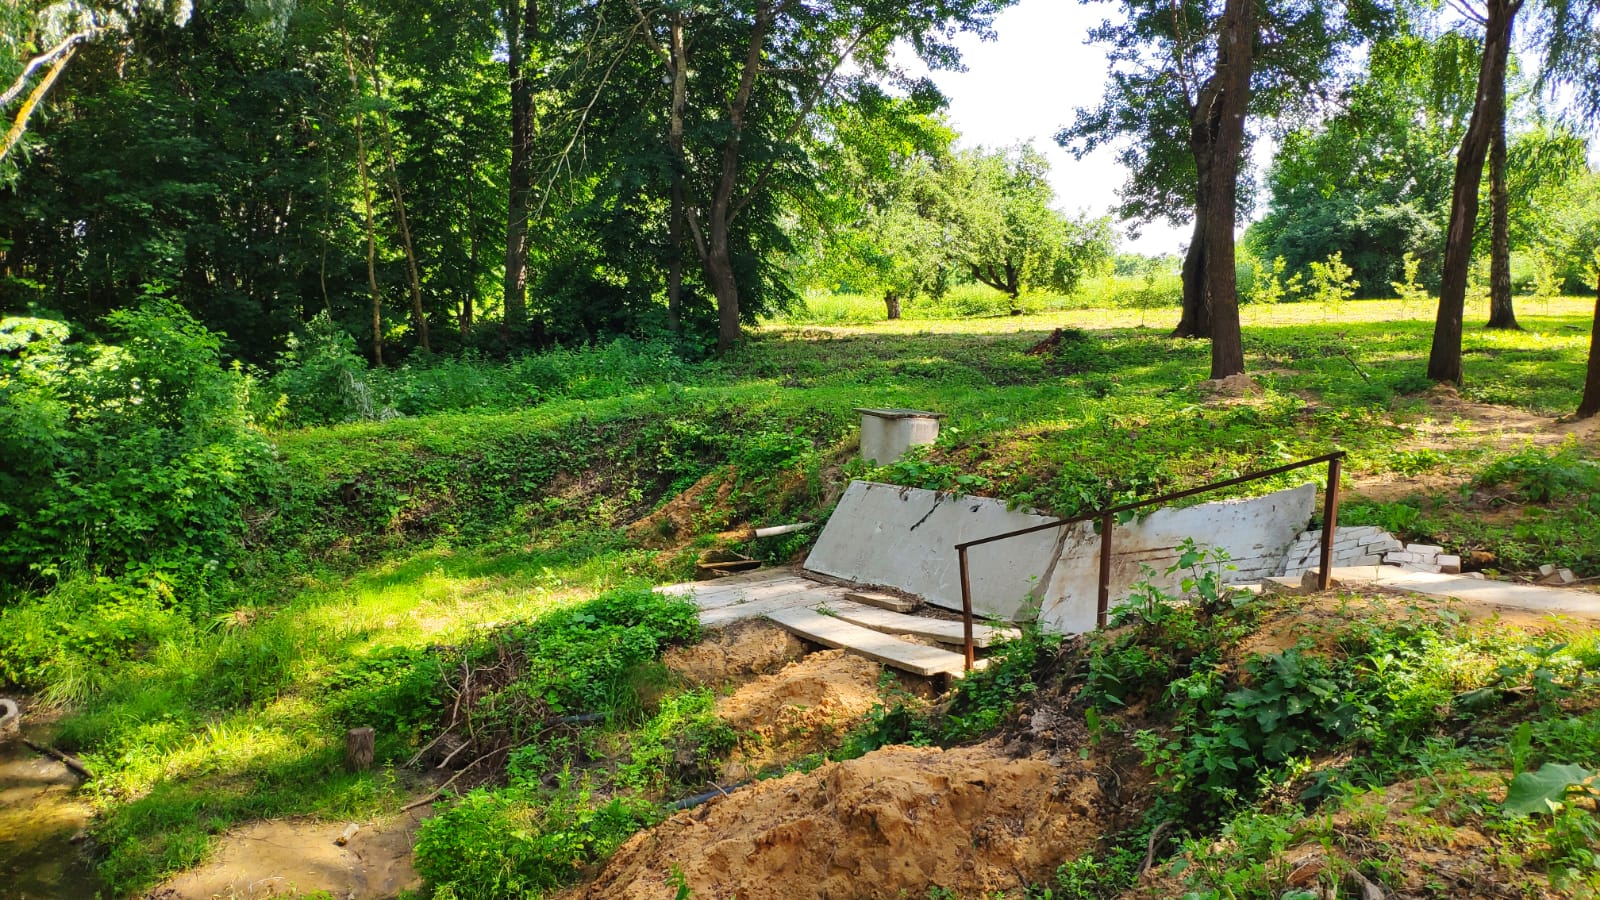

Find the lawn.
xmin=13 ymin=292 xmax=1600 ymax=895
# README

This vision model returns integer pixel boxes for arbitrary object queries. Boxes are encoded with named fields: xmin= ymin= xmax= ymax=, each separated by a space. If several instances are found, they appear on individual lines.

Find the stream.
xmin=1 ymin=711 xmax=105 ymax=899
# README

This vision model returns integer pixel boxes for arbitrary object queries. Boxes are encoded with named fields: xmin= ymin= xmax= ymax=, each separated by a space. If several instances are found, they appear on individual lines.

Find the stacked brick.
xmin=1277 ymin=526 xmax=1403 ymax=578
xmin=1382 ymin=543 xmax=1463 ymax=574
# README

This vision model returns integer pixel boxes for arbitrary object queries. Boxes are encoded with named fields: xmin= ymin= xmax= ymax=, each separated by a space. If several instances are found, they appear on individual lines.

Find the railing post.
xmin=1318 ymin=455 xmax=1343 ymax=591
xmin=958 ymin=546 xmax=975 ymax=672
xmin=1097 ymin=512 xmax=1114 ymax=628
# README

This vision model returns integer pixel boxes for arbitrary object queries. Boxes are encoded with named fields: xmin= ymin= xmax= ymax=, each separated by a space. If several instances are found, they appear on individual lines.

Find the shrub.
xmin=0 ymin=297 xmax=272 ymax=591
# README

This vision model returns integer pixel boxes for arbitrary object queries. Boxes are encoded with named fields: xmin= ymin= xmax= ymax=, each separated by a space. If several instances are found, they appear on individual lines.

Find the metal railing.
xmin=953 ymin=452 xmax=1346 ymax=671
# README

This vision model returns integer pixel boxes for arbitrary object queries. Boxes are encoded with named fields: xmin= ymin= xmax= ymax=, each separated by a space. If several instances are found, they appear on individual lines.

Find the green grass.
xmin=10 ymin=291 xmax=1600 ymax=896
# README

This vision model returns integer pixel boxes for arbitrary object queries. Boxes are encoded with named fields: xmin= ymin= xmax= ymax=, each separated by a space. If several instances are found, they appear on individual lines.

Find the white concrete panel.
xmin=804 ymin=481 xmax=1061 ymax=620
xmin=1037 ymin=483 xmax=1316 ymax=634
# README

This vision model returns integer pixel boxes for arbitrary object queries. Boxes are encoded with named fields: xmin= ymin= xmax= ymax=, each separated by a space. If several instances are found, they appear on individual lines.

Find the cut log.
xmin=346 ymin=727 xmax=376 ymax=772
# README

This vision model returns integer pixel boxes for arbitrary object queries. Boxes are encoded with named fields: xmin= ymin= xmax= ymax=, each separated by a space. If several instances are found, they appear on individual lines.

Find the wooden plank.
xmin=765 ymin=607 xmax=975 ymax=678
xmin=699 ymin=595 xmax=819 ymax=628
xmin=689 ymin=577 xmax=824 ymax=610
xmin=843 ymin=590 xmax=919 ymax=614
xmin=824 ymin=600 xmax=1020 ymax=648
xmin=654 ymin=566 xmax=800 ymax=597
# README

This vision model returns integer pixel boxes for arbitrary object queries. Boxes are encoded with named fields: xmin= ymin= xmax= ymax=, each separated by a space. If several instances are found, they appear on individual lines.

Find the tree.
xmin=626 ymin=0 xmax=1014 ymax=353
xmin=1 ymin=0 xmax=194 ymax=168
xmin=1429 ymin=0 xmax=1600 ymax=381
xmin=1581 ymin=252 xmax=1600 ymax=418
xmin=1061 ymin=0 xmax=1383 ymax=378
xmin=942 ymin=146 xmax=1114 ymax=313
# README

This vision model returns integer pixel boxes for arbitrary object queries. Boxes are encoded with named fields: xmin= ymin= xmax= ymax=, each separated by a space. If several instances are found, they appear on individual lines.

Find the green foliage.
xmin=614 ymin=689 xmax=737 ymax=794
xmin=1503 ymin=763 xmax=1600 ymax=817
xmin=323 ymin=646 xmax=446 ymax=741
xmin=1389 ymin=252 xmax=1430 ymax=312
xmin=1474 ymin=442 xmax=1600 ymax=503
xmin=415 ymin=776 xmax=659 ymax=900
xmin=0 ymin=299 xmax=271 ymax=593
xmin=1305 ymin=251 xmax=1360 ymax=310
xmin=941 ymin=626 xmax=1056 ymax=742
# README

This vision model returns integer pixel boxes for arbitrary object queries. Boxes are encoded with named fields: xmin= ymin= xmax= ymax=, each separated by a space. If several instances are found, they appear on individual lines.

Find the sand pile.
xmin=574 ymin=742 xmax=1102 ymax=900
xmin=715 ymin=649 xmax=882 ymax=779
xmin=663 ymin=620 xmax=808 ymax=686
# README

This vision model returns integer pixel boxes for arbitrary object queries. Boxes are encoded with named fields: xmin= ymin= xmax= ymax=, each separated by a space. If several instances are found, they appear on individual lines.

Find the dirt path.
xmin=149 ymin=809 xmax=427 ymax=900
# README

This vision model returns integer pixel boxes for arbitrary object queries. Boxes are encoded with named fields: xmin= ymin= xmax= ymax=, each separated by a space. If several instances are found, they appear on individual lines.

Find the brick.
xmin=1385 ymin=551 xmax=1418 ymax=564
xmin=1538 ymin=564 xmax=1558 ymax=577
xmin=1406 ymin=544 xmax=1444 ymax=556
xmin=1437 ymin=555 xmax=1461 ymax=574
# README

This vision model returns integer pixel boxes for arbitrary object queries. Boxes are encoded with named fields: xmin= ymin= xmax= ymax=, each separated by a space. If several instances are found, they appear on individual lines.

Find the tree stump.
xmin=345 ymin=727 xmax=375 ymax=772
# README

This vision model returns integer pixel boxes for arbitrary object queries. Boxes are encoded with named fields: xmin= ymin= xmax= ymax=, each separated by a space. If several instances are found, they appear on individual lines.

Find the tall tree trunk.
xmin=367 ymin=60 xmax=431 ymax=352
xmin=1175 ymin=204 xmax=1210 ymax=337
xmin=1486 ymin=76 xmax=1518 ymax=329
xmin=884 ymin=291 xmax=901 ymax=320
xmin=666 ymin=13 xmax=688 ymax=334
xmin=503 ymin=0 xmax=538 ymax=331
xmin=464 ymin=179 xmax=477 ymax=337
xmin=1430 ymin=0 xmax=1521 ymax=381
xmin=696 ymin=5 xmax=772 ymax=355
xmin=344 ymin=33 xmax=384 ymax=365
xmin=1580 ymin=273 xmax=1600 ymax=418
xmin=1201 ymin=0 xmax=1253 ymax=379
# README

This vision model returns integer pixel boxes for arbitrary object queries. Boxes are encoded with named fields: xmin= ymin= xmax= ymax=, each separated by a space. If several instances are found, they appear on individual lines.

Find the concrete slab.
xmin=1320 ymin=566 xmax=1600 ymax=619
xmin=1036 ymin=484 xmax=1316 ymax=633
xmin=804 ymin=481 xmax=1062 ymax=621
xmin=843 ymin=590 xmax=919 ymax=613
xmin=825 ymin=599 xmax=1020 ymax=648
xmin=765 ymin=607 xmax=976 ymax=678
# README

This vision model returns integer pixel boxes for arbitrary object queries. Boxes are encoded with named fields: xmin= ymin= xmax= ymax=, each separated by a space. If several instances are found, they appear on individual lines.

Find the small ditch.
xmin=0 ymin=708 xmax=103 ymax=899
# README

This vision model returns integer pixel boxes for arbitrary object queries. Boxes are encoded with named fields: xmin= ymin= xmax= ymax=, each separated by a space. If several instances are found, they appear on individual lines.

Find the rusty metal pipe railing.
xmin=954 ymin=452 xmax=1346 ymax=671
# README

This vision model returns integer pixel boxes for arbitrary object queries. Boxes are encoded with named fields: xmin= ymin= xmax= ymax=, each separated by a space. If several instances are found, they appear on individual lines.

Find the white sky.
xmin=902 ymin=0 xmax=1219 ymax=257
xmin=907 ymin=0 xmax=1191 ymax=256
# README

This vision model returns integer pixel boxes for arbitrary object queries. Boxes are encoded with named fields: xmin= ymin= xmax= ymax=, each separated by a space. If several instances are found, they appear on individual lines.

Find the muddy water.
xmin=0 ymin=721 xmax=104 ymax=899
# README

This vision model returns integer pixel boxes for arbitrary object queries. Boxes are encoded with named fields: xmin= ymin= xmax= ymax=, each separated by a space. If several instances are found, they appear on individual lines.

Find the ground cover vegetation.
xmin=3 ymin=0 xmax=1600 ymax=897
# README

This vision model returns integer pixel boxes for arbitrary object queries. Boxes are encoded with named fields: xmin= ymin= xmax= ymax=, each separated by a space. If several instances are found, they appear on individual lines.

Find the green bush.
xmin=0 ymin=299 xmax=272 ymax=592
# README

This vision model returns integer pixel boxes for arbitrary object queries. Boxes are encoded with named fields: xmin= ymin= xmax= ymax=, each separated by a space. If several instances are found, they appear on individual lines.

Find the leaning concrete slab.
xmin=765 ymin=607 xmax=976 ymax=678
xmin=803 ymin=481 xmax=1061 ymax=621
xmin=1035 ymin=484 xmax=1316 ymax=633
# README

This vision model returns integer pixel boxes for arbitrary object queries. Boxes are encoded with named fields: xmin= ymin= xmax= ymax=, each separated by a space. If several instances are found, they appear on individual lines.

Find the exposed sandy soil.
xmin=148 ymin=810 xmax=427 ymax=900
xmin=663 ymin=619 xmax=808 ymax=686
xmin=628 ymin=469 xmax=736 ymax=549
xmin=569 ymin=742 xmax=1103 ymax=900
xmin=715 ymin=649 xmax=883 ymax=781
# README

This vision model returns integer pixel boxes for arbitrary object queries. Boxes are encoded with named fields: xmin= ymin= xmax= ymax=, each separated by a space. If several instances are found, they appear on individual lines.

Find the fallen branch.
xmin=22 ymin=738 xmax=93 ymax=781
xmin=1141 ymin=819 xmax=1177 ymax=874
xmin=401 ymin=748 xmax=502 ymax=812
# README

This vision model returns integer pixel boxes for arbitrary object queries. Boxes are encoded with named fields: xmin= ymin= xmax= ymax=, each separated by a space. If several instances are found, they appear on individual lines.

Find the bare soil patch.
xmin=663 ymin=619 xmax=809 ymax=686
xmin=149 ymin=810 xmax=427 ymax=900
xmin=570 ymin=742 xmax=1102 ymax=900
xmin=715 ymin=649 xmax=882 ymax=781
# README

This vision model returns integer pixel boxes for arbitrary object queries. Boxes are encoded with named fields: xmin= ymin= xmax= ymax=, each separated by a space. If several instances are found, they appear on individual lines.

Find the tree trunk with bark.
xmin=1486 ymin=82 xmax=1518 ymax=330
xmin=1579 ymin=273 xmax=1600 ymax=419
xmin=1175 ymin=207 xmax=1210 ymax=337
xmin=1430 ymin=0 xmax=1521 ymax=381
xmin=503 ymin=0 xmax=538 ymax=331
xmin=884 ymin=291 xmax=901 ymax=320
xmin=666 ymin=13 xmax=688 ymax=334
xmin=368 ymin=60 xmax=430 ymax=352
xmin=343 ymin=33 xmax=384 ymax=365
xmin=1200 ymin=0 xmax=1253 ymax=379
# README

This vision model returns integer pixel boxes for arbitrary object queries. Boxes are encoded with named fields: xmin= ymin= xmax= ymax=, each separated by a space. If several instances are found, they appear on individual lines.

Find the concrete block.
xmin=1340 ymin=526 xmax=1381 ymax=540
xmin=1385 ymin=551 xmax=1418 ymax=564
xmin=1465 ymin=572 xmax=1486 ymax=580
xmin=1352 ymin=554 xmax=1383 ymax=567
xmin=1037 ymin=483 xmax=1316 ymax=634
xmin=1364 ymin=538 xmax=1403 ymax=554
xmin=1399 ymin=562 xmax=1443 ymax=574
xmin=856 ymin=408 xmax=942 ymax=465
xmin=1406 ymin=544 xmax=1444 ymax=556
xmin=806 ymin=481 xmax=1058 ymax=622
xmin=1437 ymin=554 xmax=1461 ymax=574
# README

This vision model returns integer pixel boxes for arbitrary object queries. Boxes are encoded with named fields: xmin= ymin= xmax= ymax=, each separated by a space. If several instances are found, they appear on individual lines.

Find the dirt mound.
xmin=663 ymin=620 xmax=808 ymax=686
xmin=716 ymin=649 xmax=882 ymax=780
xmin=573 ymin=743 xmax=1102 ymax=900
xmin=628 ymin=469 xmax=736 ymax=549
xmin=150 ymin=810 xmax=425 ymax=899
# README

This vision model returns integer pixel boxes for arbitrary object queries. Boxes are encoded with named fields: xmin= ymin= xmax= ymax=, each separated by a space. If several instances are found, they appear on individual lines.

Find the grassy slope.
xmin=38 ymin=295 xmax=1600 ymax=895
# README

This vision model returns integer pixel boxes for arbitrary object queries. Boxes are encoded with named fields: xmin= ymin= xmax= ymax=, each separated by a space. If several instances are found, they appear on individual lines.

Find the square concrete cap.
xmin=854 ymin=408 xmax=946 ymax=419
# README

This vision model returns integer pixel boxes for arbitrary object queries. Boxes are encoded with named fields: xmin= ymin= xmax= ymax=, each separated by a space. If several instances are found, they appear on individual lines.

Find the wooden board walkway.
xmin=764 ymin=608 xmax=980 ymax=678
xmin=655 ymin=567 xmax=997 ymax=677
